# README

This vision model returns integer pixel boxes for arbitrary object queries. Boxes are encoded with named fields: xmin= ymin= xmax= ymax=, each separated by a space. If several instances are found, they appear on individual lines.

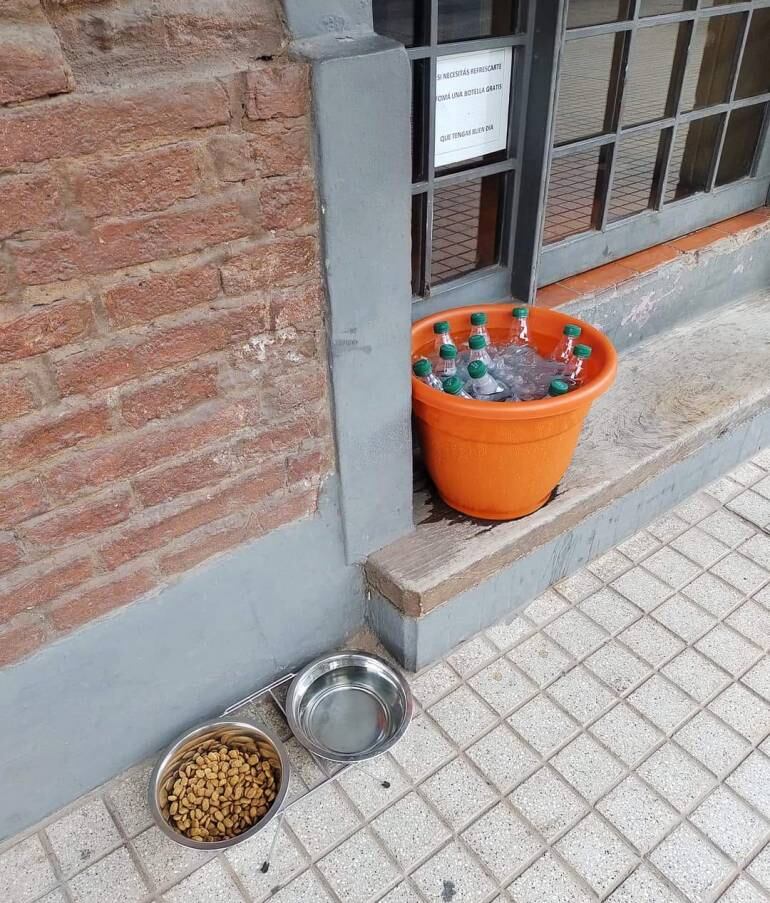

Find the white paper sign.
xmin=434 ymin=47 xmax=513 ymax=168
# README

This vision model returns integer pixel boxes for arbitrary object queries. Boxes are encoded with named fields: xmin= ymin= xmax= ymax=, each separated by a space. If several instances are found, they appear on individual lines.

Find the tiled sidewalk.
xmin=4 ymin=450 xmax=770 ymax=903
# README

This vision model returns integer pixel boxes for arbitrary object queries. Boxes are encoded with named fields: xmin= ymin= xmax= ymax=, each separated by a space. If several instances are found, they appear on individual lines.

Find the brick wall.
xmin=0 ymin=0 xmax=334 ymax=666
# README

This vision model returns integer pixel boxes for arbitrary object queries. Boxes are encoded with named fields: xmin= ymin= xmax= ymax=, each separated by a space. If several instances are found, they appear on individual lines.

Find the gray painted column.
xmin=282 ymin=0 xmax=373 ymax=40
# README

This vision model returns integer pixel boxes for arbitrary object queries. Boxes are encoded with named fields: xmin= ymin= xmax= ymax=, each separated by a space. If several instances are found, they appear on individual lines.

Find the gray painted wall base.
xmin=0 ymin=480 xmax=361 ymax=841
xmin=368 ymin=406 xmax=770 ymax=670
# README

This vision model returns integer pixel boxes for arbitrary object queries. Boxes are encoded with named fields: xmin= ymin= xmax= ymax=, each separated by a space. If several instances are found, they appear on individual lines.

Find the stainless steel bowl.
xmin=285 ymin=652 xmax=413 ymax=762
xmin=148 ymin=719 xmax=290 ymax=850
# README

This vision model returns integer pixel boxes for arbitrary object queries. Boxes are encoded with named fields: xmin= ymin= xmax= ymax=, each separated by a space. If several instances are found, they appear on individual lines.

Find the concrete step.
xmin=366 ymin=289 xmax=770 ymax=669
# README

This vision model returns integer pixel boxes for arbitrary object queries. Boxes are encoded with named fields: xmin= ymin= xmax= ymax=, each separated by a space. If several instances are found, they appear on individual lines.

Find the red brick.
xmin=0 ymin=371 xmax=37 ymax=423
xmin=70 ymin=144 xmax=203 ymax=219
xmin=221 ymin=237 xmax=318 ymax=294
xmin=263 ymin=365 xmax=326 ymax=416
xmin=0 ymin=302 xmax=93 ymax=364
xmin=271 ymin=283 xmax=325 ymax=329
xmin=259 ymin=488 xmax=317 ymax=533
xmin=0 ymin=20 xmax=72 ymax=105
xmin=261 ymin=173 xmax=317 ymax=231
xmin=120 ymin=365 xmax=219 ymax=428
xmin=22 ymin=490 xmax=133 ymax=549
xmin=0 ymin=400 xmax=111 ymax=476
xmin=0 ymin=171 xmax=63 ymax=240
xmin=103 ymin=265 xmax=221 ymax=328
xmin=0 ymin=80 xmax=229 ymax=168
xmin=102 ymin=465 xmax=285 ymax=568
xmin=0 ymin=535 xmax=22 ymax=574
xmin=0 ymin=557 xmax=93 ymax=622
xmin=49 ymin=568 xmax=157 ymax=633
xmin=245 ymin=63 xmax=310 ymax=120
xmin=208 ymin=134 xmax=257 ymax=182
xmin=159 ymin=515 xmax=263 ymax=575
xmin=0 ymin=620 xmax=46 ymax=668
xmin=0 ymin=478 xmax=47 ymax=527
xmin=9 ymin=196 xmax=257 ymax=285
xmin=287 ymin=449 xmax=328 ymax=484
xmin=249 ymin=120 xmax=310 ymax=177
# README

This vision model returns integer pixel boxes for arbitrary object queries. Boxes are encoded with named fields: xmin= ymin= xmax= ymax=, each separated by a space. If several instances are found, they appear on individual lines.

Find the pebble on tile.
xmin=336 ymin=756 xmax=409 ymax=819
xmin=225 ymin=820 xmax=306 ymax=901
xmin=372 ymin=792 xmax=451 ymax=870
xmin=411 ymin=841 xmax=495 ymax=903
xmin=46 ymin=798 xmax=122 ymax=877
xmin=67 ymin=846 xmax=148 ymax=903
xmin=0 ymin=835 xmax=57 ymax=903
xmin=317 ymin=829 xmax=400 ymax=903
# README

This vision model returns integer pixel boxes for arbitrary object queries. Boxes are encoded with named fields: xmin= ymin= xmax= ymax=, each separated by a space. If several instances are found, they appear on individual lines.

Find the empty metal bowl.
xmin=285 ymin=652 xmax=413 ymax=762
xmin=148 ymin=719 xmax=290 ymax=850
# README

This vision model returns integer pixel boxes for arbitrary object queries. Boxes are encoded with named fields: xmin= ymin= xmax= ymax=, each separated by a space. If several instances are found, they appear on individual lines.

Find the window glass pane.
xmin=622 ymin=23 xmax=682 ymax=126
xmin=430 ymin=174 xmax=504 ymax=284
xmin=372 ymin=0 xmax=428 ymax=48
xmin=680 ymin=15 xmax=743 ymax=112
xmin=554 ymin=34 xmax=621 ymax=145
xmin=543 ymin=149 xmax=606 ymax=243
xmin=716 ymin=103 xmax=766 ymax=186
xmin=700 ymin=0 xmax=742 ymax=7
xmin=437 ymin=0 xmax=518 ymax=43
xmin=566 ymin=0 xmax=631 ymax=29
xmin=412 ymin=193 xmax=427 ymax=295
xmin=412 ymin=61 xmax=429 ymax=183
xmin=608 ymin=131 xmax=665 ymax=221
xmin=664 ymin=113 xmax=721 ymax=202
xmin=735 ymin=8 xmax=770 ymax=100
xmin=640 ymin=0 xmax=694 ymax=15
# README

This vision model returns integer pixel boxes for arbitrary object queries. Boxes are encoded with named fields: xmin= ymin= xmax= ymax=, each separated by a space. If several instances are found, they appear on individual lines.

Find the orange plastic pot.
xmin=412 ymin=304 xmax=617 ymax=520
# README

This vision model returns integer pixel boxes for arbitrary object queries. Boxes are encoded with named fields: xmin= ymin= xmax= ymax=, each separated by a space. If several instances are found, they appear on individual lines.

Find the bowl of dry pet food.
xmin=148 ymin=720 xmax=290 ymax=850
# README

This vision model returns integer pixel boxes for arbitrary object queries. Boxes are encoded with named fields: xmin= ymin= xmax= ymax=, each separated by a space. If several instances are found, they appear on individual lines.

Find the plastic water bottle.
xmin=436 ymin=343 xmax=458 ymax=380
xmin=469 ymin=312 xmax=494 ymax=350
xmin=508 ymin=306 xmax=530 ymax=347
xmin=413 ymin=358 xmax=443 ymax=390
xmin=433 ymin=320 xmax=456 ymax=354
xmin=442 ymin=375 xmax=473 ymax=399
xmin=467 ymin=334 xmax=495 ymax=371
xmin=550 ymin=324 xmax=582 ymax=363
xmin=467 ymin=360 xmax=508 ymax=401
xmin=564 ymin=344 xmax=592 ymax=386
xmin=548 ymin=379 xmax=569 ymax=397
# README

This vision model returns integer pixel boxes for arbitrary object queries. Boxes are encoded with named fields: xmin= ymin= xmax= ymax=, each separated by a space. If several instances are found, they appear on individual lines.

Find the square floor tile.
xmin=638 ymin=743 xmax=716 ymax=812
xmin=447 ymin=635 xmax=499 ymax=677
xmin=616 ymin=531 xmax=661 ymax=562
xmin=555 ymin=569 xmax=603 ymax=603
xmin=598 ymin=776 xmax=678 ymax=855
xmin=734 ymin=460 xmax=767 ymax=484
xmin=68 ymin=847 xmax=148 ymax=903
xmin=671 ymin=526 xmax=731 ymax=569
xmin=410 ymin=662 xmax=459 ymax=707
xmin=547 ymin=666 xmax=616 ymax=725
xmin=508 ymin=851 xmax=593 ymax=903
xmin=748 ymin=842 xmax=770 ymax=891
xmin=462 ymin=802 xmax=542 ymax=884
xmin=509 ymin=767 xmax=588 ymax=842
xmin=555 ymin=813 xmax=637 ymax=896
xmin=701 ymin=508 xmax=757 ymax=547
xmin=336 ymin=756 xmax=409 ymax=819
xmin=648 ymin=513 xmax=690 ymax=543
xmin=650 ymin=824 xmax=733 ymax=903
xmin=378 ymin=881 xmax=425 ymax=903
xmin=509 ymin=633 xmax=573 ymax=688
xmin=544 ymin=609 xmax=609 ymax=659
xmin=419 ymin=757 xmax=496 ymax=830
xmin=606 ymin=863 xmax=685 ymax=902
xmin=682 ymin=572 xmax=745 ymax=617
xmin=709 ymin=683 xmax=770 ymax=743
xmin=627 ymin=674 xmax=696 ymax=733
xmin=674 ymin=710 xmax=751 ymax=777
xmin=712 ymin=553 xmax=769 ymax=596
xmin=372 ymin=792 xmax=450 ymax=870
xmin=225 ymin=820 xmax=306 ymax=902
xmin=728 ymin=752 xmax=770 ymax=819
xmin=719 ymin=876 xmax=769 ymax=903
xmin=508 ymin=694 xmax=579 ymax=755
xmin=522 ymin=589 xmax=569 ymax=625
xmin=696 ymin=624 xmax=763 ymax=676
xmin=428 ymin=686 xmax=496 ymax=747
xmin=284 ymin=737 xmax=325 ymax=790
xmin=551 ymin=733 xmax=624 ymax=802
xmin=612 ymin=568 xmax=672 ymax=612
xmin=675 ymin=493 xmax=722 ymax=525
xmin=268 ymin=870 xmax=334 ymax=903
xmin=0 ymin=835 xmax=57 ymax=903
xmin=467 ymin=725 xmax=540 ymax=794
xmin=36 ymin=891 xmax=68 ymax=903
xmin=744 ymin=659 xmax=770 ymax=702
xmin=619 ymin=618 xmax=684 ymax=667
xmin=46 ymin=798 xmax=122 ymax=877
xmin=728 ymin=492 xmax=770 ymax=530
xmin=106 ymin=763 xmax=155 ymax=837
xmin=662 ymin=648 xmax=732 ymax=703
xmin=590 ymin=703 xmax=664 ymax=767
xmin=652 ymin=594 xmax=716 ymax=643
xmin=486 ymin=616 xmax=534 ymax=652
xmin=741 ymin=535 xmax=770 ymax=571
xmin=588 ymin=549 xmax=633 ymax=583
xmin=390 ymin=716 xmax=455 ymax=782
xmin=585 ymin=642 xmax=650 ymax=695
xmin=285 ymin=783 xmax=359 ymax=858
xmin=643 ymin=548 xmax=701 ymax=589
xmin=758 ymin=476 xmax=770 ymax=499
xmin=704 ymin=477 xmax=744 ymax=505
xmin=691 ymin=786 xmax=768 ymax=863
xmin=469 ymin=658 xmax=537 ymax=716
xmin=578 ymin=587 xmax=641 ymax=634
xmin=318 ymin=829 xmax=399 ymax=903
xmin=411 ymin=841 xmax=495 ymax=903
xmin=133 ymin=826 xmax=214 ymax=888
xmin=729 ymin=601 xmax=770 ymax=651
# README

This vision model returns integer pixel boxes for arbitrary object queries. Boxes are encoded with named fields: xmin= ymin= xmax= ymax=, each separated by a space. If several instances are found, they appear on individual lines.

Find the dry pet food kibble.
xmin=159 ymin=734 xmax=279 ymax=842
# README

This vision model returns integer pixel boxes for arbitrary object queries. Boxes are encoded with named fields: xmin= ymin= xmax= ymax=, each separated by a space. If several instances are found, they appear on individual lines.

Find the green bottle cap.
xmin=439 ymin=344 xmax=457 ymax=359
xmin=512 ymin=306 xmax=529 ymax=319
xmin=548 ymin=379 xmax=569 ymax=396
xmin=467 ymin=360 xmax=487 ymax=379
xmin=468 ymin=334 xmax=487 ymax=350
xmin=573 ymin=344 xmax=592 ymax=359
xmin=470 ymin=312 xmax=487 ymax=326
xmin=564 ymin=324 xmax=581 ymax=337
xmin=433 ymin=320 xmax=450 ymax=334
xmin=442 ymin=376 xmax=464 ymax=395
xmin=413 ymin=358 xmax=431 ymax=377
